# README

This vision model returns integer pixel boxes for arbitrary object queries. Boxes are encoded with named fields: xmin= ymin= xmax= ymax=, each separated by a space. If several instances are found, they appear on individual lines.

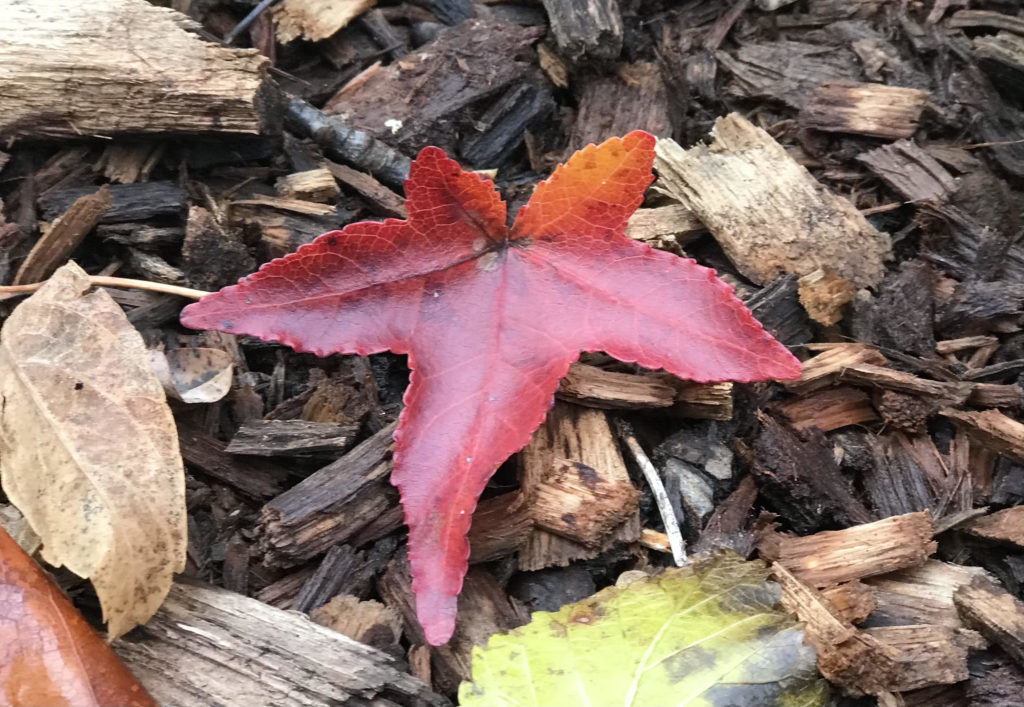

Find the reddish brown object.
xmin=0 ymin=526 xmax=155 ymax=707
xmin=180 ymin=131 xmax=801 ymax=644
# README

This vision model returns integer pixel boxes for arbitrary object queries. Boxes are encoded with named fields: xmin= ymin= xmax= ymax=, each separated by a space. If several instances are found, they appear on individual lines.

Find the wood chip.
xmin=800 ymin=82 xmax=929 ymax=139
xmin=654 ymin=114 xmax=892 ymax=288
xmin=276 ymin=167 xmax=341 ymax=203
xmin=226 ymin=420 xmax=360 ymax=457
xmin=758 ymin=511 xmax=937 ymax=588
xmin=272 ymin=0 xmax=376 ymax=43
xmin=961 ymin=506 xmax=1024 ymax=547
xmin=940 ymin=409 xmax=1024 ymax=463
xmin=13 ymin=186 xmax=112 ymax=285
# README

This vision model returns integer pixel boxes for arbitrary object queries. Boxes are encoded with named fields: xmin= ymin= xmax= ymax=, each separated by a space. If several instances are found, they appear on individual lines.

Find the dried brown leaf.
xmin=0 ymin=261 xmax=185 ymax=638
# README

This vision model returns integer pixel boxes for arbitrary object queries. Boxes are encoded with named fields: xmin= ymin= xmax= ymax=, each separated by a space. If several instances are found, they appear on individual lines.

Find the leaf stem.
xmin=0 ymin=277 xmax=210 ymax=301
xmin=617 ymin=419 xmax=688 ymax=567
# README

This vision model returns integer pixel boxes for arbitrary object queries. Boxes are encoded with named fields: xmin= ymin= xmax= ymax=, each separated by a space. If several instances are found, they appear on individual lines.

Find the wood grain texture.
xmin=655 ymin=114 xmax=892 ymax=288
xmin=0 ymin=0 xmax=275 ymax=140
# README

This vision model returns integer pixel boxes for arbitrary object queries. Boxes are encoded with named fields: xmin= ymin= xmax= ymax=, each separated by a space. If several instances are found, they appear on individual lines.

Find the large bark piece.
xmin=0 ymin=0 xmax=276 ymax=140
xmin=655 ymin=114 xmax=892 ymax=288
xmin=113 ymin=581 xmax=446 ymax=707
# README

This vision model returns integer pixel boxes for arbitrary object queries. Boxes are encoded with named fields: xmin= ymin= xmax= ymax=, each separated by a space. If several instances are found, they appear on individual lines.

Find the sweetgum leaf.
xmin=459 ymin=552 xmax=829 ymax=707
xmin=180 ymin=131 xmax=801 ymax=644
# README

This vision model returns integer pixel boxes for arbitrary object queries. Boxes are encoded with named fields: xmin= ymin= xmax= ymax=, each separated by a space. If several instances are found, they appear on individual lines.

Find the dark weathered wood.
xmin=965 ymin=650 xmax=1024 ymax=707
xmin=692 ymin=475 xmax=758 ymax=555
xmin=322 ymin=20 xmax=544 ymax=156
xmin=459 ymin=82 xmax=554 ymax=168
xmin=865 ymin=560 xmax=993 ymax=629
xmin=854 ymin=260 xmax=936 ymax=357
xmin=941 ymin=409 xmax=1024 ymax=464
xmin=176 ymin=419 xmax=291 ymax=500
xmin=743 ymin=275 xmax=814 ymax=347
xmin=857 ymin=139 xmax=957 ymax=202
xmin=292 ymin=543 xmax=385 ymax=614
xmin=257 ymin=423 xmax=398 ymax=567
xmin=949 ymin=67 xmax=1024 ymax=180
xmin=227 ymin=419 xmax=360 ymax=457
xmin=98 ymin=223 xmax=184 ymax=251
xmin=751 ymin=415 xmax=873 ymax=533
xmin=862 ymin=434 xmax=934 ymax=517
xmin=541 ymin=0 xmax=622 ymax=63
xmin=113 ymin=581 xmax=447 ymax=707
xmin=182 ymin=205 xmax=257 ymax=291
xmin=40 ymin=182 xmax=187 ymax=224
xmin=862 ymin=624 xmax=983 ymax=692
xmin=568 ymin=63 xmax=671 ymax=152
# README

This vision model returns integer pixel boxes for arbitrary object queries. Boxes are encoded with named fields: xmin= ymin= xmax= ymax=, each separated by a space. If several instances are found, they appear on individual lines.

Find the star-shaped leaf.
xmin=180 ymin=132 xmax=801 ymax=644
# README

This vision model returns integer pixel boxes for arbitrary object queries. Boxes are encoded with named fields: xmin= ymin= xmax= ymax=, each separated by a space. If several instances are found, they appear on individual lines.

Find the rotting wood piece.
xmin=778 ymin=387 xmax=878 ymax=432
xmin=531 ymin=458 xmax=640 ymax=547
xmin=257 ymin=423 xmax=398 ymax=567
xmin=568 ymin=62 xmax=671 ymax=153
xmin=0 ymin=0 xmax=275 ymax=140
xmin=758 ymin=511 xmax=937 ymax=588
xmin=13 ymin=187 xmax=112 ymax=285
xmin=751 ymin=415 xmax=873 ymax=533
xmin=557 ymin=362 xmax=676 ymax=409
xmin=113 ymin=580 xmax=446 ymax=707
xmin=226 ymin=420 xmax=360 ymax=457
xmin=772 ymin=562 xmax=899 ymax=697
xmin=311 ymin=595 xmax=402 ymax=649
xmin=466 ymin=491 xmax=534 ymax=563
xmin=459 ymin=82 xmax=555 ymax=168
xmin=799 ymin=82 xmax=928 ymax=139
xmin=272 ymin=0 xmax=375 ymax=43
xmin=954 ymin=576 xmax=1024 ymax=665
xmin=655 ymin=114 xmax=891 ymax=289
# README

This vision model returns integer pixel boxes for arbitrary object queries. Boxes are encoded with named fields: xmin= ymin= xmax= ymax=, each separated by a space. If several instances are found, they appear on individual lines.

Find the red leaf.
xmin=181 ymin=132 xmax=801 ymax=644
xmin=0 ymin=526 xmax=156 ymax=707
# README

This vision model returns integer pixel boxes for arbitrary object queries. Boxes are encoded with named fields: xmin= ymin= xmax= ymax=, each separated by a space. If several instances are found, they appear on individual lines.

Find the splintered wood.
xmin=654 ymin=113 xmax=892 ymax=289
xmin=758 ymin=511 xmax=937 ymax=588
xmin=113 ymin=582 xmax=445 ymax=707
xmin=799 ymin=82 xmax=929 ymax=139
xmin=0 ymin=0 xmax=274 ymax=139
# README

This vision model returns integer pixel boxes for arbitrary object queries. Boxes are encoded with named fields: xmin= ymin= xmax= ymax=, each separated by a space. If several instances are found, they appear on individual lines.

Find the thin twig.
xmin=0 ymin=276 xmax=209 ymax=301
xmin=223 ymin=0 xmax=282 ymax=45
xmin=617 ymin=419 xmax=688 ymax=566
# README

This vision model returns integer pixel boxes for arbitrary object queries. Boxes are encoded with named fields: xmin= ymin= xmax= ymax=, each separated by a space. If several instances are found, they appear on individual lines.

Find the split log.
xmin=655 ymin=114 xmax=891 ymax=289
xmin=226 ymin=420 xmax=360 ymax=458
xmin=799 ymin=82 xmax=928 ymax=139
xmin=113 ymin=581 xmax=445 ymax=707
xmin=954 ymin=577 xmax=1024 ymax=665
xmin=0 ymin=0 xmax=275 ymax=140
xmin=758 ymin=511 xmax=937 ymax=588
